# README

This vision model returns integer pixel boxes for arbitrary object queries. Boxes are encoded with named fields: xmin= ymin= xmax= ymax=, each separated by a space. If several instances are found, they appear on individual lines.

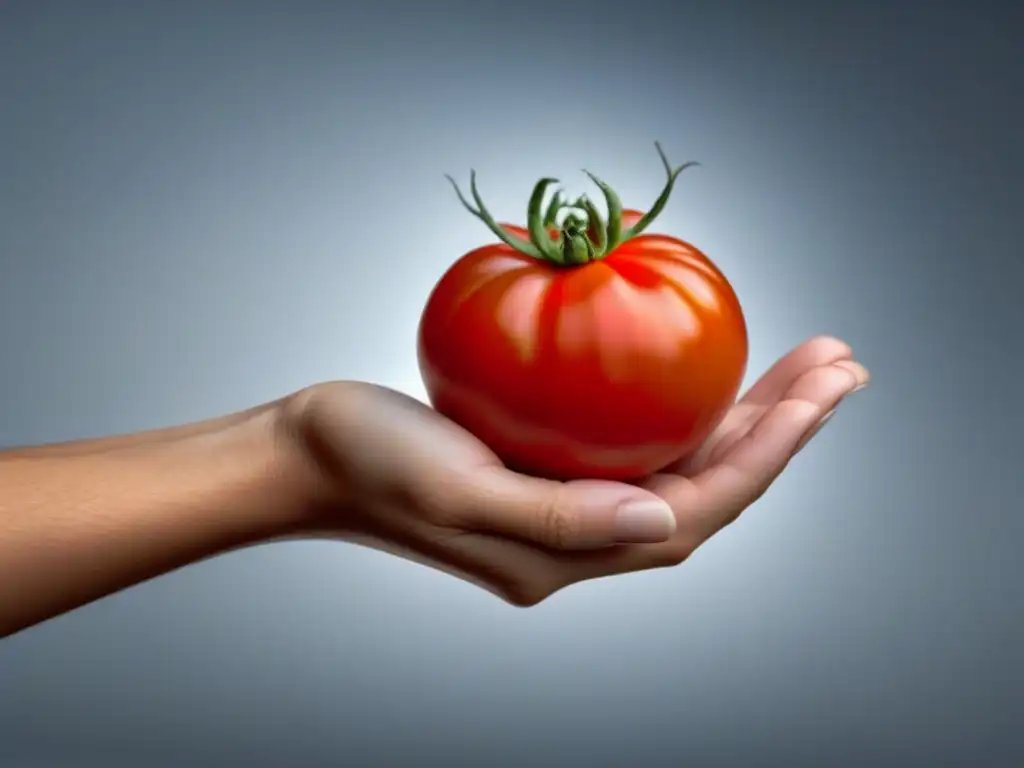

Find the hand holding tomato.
xmin=419 ymin=144 xmax=748 ymax=481
xmin=285 ymin=145 xmax=868 ymax=606
xmin=294 ymin=337 xmax=868 ymax=605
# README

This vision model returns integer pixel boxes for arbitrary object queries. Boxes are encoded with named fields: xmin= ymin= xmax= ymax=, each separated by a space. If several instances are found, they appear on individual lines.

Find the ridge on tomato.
xmin=418 ymin=143 xmax=748 ymax=482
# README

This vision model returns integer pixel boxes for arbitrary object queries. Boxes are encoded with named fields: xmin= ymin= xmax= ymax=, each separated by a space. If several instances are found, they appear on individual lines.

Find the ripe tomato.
xmin=419 ymin=145 xmax=747 ymax=481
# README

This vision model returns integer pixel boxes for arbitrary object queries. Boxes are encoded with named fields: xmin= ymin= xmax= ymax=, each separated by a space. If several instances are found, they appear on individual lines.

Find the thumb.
xmin=454 ymin=469 xmax=677 ymax=550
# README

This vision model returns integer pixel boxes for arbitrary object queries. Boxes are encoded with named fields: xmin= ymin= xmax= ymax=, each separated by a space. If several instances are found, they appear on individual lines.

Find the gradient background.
xmin=0 ymin=1 xmax=1020 ymax=766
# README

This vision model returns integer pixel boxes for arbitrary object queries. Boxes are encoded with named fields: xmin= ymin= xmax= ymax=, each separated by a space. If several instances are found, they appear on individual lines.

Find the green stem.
xmin=620 ymin=142 xmax=699 ymax=241
xmin=526 ymin=178 xmax=565 ymax=264
xmin=560 ymin=212 xmax=593 ymax=265
xmin=445 ymin=142 xmax=697 ymax=266
xmin=542 ymin=189 xmax=565 ymax=227
xmin=444 ymin=173 xmax=543 ymax=259
xmin=578 ymin=195 xmax=607 ymax=254
xmin=582 ymin=170 xmax=624 ymax=253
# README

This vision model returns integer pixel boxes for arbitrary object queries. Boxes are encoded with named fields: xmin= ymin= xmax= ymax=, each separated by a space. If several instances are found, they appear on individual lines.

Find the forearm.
xmin=0 ymin=395 xmax=321 ymax=637
xmin=1 ymin=400 xmax=280 ymax=458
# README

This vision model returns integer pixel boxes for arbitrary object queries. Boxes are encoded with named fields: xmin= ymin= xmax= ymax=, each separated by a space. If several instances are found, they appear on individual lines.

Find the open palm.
xmin=300 ymin=335 xmax=868 ymax=605
xmin=577 ymin=334 xmax=869 ymax=584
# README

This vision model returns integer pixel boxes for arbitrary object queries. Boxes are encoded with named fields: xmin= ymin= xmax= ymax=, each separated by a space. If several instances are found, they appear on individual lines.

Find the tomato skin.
xmin=417 ymin=233 xmax=748 ymax=481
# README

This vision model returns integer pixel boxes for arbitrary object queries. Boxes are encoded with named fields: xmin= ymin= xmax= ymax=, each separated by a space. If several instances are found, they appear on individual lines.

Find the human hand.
xmin=290 ymin=335 xmax=869 ymax=606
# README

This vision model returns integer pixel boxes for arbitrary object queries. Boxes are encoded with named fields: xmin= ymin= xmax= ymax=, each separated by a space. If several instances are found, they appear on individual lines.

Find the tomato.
xmin=421 ymin=145 xmax=747 ymax=481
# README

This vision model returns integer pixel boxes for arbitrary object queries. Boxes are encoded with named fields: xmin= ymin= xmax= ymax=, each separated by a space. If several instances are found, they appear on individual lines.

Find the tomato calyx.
xmin=445 ymin=142 xmax=699 ymax=266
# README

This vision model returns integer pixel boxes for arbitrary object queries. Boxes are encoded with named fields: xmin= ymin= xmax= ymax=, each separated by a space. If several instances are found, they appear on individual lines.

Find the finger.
xmin=449 ymin=469 xmax=678 ymax=551
xmin=792 ymin=408 xmax=836 ymax=455
xmin=792 ymin=361 xmax=870 ymax=454
xmin=831 ymin=359 xmax=870 ymax=391
xmin=676 ymin=362 xmax=861 ymax=542
xmin=547 ymin=361 xmax=867 ymax=587
xmin=737 ymin=335 xmax=853 ymax=408
xmin=672 ymin=335 xmax=854 ymax=474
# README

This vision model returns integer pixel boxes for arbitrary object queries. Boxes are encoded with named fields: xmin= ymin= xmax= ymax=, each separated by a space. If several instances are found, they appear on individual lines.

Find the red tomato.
xmin=422 ymin=146 xmax=746 ymax=481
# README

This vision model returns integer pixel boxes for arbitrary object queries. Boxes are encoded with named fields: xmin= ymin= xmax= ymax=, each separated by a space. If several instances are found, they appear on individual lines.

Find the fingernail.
xmin=614 ymin=500 xmax=677 ymax=543
xmin=834 ymin=360 xmax=870 ymax=389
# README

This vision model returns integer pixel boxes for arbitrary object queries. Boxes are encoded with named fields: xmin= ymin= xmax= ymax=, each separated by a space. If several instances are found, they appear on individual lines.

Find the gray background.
xmin=0 ymin=1 xmax=1020 ymax=766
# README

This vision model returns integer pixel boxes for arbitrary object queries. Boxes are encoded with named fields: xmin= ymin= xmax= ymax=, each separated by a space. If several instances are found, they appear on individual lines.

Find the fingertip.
xmin=832 ymin=359 xmax=870 ymax=389
xmin=613 ymin=498 xmax=677 ymax=543
xmin=461 ymin=472 xmax=675 ymax=551
xmin=562 ymin=480 xmax=676 ymax=547
xmin=807 ymin=334 xmax=853 ymax=360
xmin=786 ymin=364 xmax=860 ymax=407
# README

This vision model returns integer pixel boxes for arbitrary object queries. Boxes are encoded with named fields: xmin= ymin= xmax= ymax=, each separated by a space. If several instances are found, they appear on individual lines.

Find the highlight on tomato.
xmin=417 ymin=143 xmax=748 ymax=482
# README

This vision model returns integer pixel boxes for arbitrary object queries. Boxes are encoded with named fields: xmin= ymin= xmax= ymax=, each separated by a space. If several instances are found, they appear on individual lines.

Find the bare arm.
xmin=0 ymin=337 xmax=867 ymax=636
xmin=0 ymin=396 xmax=320 ymax=637
xmin=1 ymin=401 xmax=280 ymax=458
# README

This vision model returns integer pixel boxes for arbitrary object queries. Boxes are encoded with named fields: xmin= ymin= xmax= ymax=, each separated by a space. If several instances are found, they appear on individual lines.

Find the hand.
xmin=292 ymin=335 xmax=869 ymax=606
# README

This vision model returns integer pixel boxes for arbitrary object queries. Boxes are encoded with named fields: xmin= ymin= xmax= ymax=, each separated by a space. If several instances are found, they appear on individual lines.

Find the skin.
xmin=0 ymin=335 xmax=868 ymax=638
xmin=417 ymin=231 xmax=749 ymax=481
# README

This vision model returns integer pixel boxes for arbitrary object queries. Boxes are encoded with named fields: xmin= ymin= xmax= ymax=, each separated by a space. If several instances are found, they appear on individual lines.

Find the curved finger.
xmin=542 ymin=360 xmax=869 ymax=589
xmin=672 ymin=336 xmax=855 ymax=475
xmin=682 ymin=363 xmax=860 ymax=540
xmin=832 ymin=359 xmax=870 ymax=390
xmin=737 ymin=335 xmax=853 ymax=408
xmin=792 ymin=408 xmax=837 ymax=455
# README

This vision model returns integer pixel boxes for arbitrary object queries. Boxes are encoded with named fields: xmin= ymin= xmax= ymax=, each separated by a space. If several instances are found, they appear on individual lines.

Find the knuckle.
xmin=535 ymin=492 xmax=581 ymax=549
xmin=421 ymin=468 xmax=485 ymax=527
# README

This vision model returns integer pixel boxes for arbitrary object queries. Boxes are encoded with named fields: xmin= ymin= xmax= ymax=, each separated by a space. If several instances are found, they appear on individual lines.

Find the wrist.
xmin=276 ymin=382 xmax=370 ymax=537
xmin=227 ymin=390 xmax=336 ymax=541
